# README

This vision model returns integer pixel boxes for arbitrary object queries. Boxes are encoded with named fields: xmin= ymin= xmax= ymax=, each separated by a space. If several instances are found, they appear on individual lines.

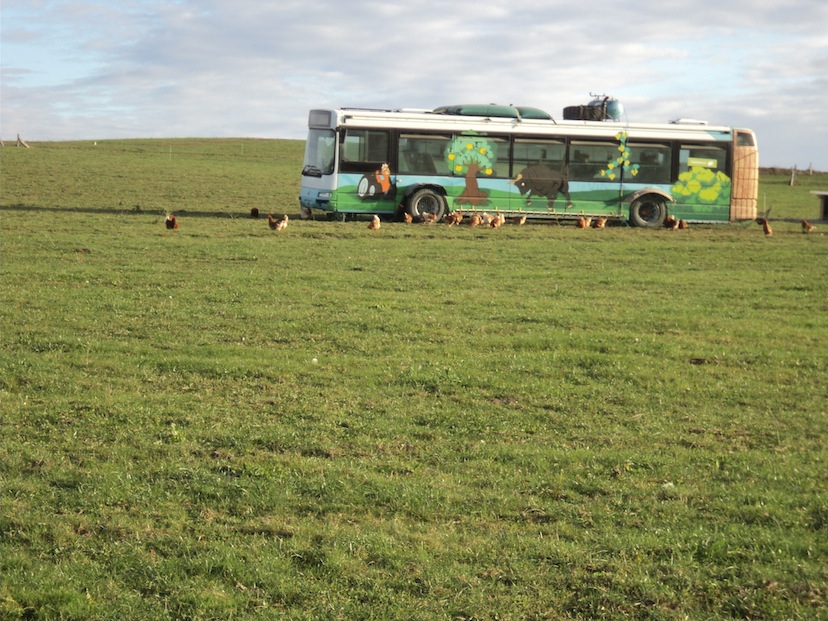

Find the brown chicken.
xmin=421 ymin=212 xmax=438 ymax=224
xmin=758 ymin=218 xmax=772 ymax=236
xmin=576 ymin=217 xmax=588 ymax=229
xmin=268 ymin=214 xmax=288 ymax=231
xmin=469 ymin=213 xmax=482 ymax=228
xmin=250 ymin=207 xmax=260 ymax=219
xmin=678 ymin=219 xmax=688 ymax=229
xmin=164 ymin=214 xmax=179 ymax=230
xmin=445 ymin=211 xmax=462 ymax=226
xmin=368 ymin=215 xmax=381 ymax=230
xmin=664 ymin=215 xmax=679 ymax=230
xmin=403 ymin=212 xmax=413 ymax=224
xmin=511 ymin=215 xmax=527 ymax=226
xmin=802 ymin=219 xmax=815 ymax=233
xmin=489 ymin=212 xmax=505 ymax=228
xmin=592 ymin=216 xmax=607 ymax=229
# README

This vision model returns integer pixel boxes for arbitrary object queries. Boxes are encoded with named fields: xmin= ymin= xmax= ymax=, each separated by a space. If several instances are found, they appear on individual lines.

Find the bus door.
xmin=568 ymin=140 xmax=626 ymax=216
xmin=338 ymin=128 xmax=397 ymax=215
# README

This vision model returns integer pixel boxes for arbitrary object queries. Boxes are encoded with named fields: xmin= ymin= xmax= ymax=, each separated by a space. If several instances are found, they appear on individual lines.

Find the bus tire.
xmin=629 ymin=195 xmax=668 ymax=228
xmin=407 ymin=188 xmax=446 ymax=221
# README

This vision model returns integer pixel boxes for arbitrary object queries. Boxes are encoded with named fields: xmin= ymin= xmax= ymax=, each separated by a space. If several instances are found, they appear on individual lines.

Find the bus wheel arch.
xmin=406 ymin=186 xmax=447 ymax=221
xmin=626 ymin=189 xmax=674 ymax=228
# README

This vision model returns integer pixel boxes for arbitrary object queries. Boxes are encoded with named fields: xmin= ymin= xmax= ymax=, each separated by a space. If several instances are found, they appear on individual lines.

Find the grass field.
xmin=1 ymin=140 xmax=827 ymax=620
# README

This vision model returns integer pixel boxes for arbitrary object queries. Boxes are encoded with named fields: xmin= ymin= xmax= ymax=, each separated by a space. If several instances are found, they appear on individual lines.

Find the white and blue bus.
xmin=299 ymin=101 xmax=758 ymax=226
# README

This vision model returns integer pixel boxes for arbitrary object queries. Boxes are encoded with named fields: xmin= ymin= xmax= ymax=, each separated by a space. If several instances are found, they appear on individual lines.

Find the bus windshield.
xmin=302 ymin=128 xmax=335 ymax=177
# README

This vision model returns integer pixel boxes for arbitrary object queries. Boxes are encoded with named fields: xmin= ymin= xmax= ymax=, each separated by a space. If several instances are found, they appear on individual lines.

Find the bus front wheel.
xmin=629 ymin=196 xmax=668 ymax=228
xmin=407 ymin=188 xmax=446 ymax=221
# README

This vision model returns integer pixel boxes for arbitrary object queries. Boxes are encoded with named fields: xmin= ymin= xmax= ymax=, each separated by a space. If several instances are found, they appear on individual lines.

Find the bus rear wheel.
xmin=629 ymin=195 xmax=668 ymax=228
xmin=407 ymin=188 xmax=446 ymax=221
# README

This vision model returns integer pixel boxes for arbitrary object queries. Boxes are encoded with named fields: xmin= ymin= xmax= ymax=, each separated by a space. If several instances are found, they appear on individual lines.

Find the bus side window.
xmin=628 ymin=143 xmax=671 ymax=183
xmin=512 ymin=138 xmax=566 ymax=176
xmin=570 ymin=141 xmax=619 ymax=181
xmin=341 ymin=129 xmax=390 ymax=172
xmin=398 ymin=134 xmax=450 ymax=175
xmin=679 ymin=144 xmax=727 ymax=173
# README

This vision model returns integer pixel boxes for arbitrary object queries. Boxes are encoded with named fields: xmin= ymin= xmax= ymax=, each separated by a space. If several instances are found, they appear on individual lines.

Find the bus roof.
xmin=313 ymin=107 xmax=739 ymax=142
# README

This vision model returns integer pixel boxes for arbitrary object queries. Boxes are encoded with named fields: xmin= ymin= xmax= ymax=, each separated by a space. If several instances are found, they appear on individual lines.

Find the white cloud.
xmin=1 ymin=0 xmax=826 ymax=168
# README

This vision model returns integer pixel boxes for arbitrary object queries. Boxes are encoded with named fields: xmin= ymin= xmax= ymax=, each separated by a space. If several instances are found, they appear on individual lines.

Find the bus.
xmin=299 ymin=101 xmax=758 ymax=226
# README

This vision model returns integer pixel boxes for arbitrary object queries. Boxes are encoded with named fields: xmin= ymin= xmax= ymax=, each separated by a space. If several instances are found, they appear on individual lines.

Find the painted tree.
xmin=445 ymin=135 xmax=497 ymax=206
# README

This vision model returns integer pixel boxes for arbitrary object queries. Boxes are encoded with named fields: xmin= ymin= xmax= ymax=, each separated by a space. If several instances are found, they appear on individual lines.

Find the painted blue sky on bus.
xmin=2 ymin=0 xmax=826 ymax=169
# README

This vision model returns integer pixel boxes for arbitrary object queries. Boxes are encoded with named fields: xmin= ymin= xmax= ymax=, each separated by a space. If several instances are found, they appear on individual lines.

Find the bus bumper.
xmin=299 ymin=188 xmax=334 ymax=210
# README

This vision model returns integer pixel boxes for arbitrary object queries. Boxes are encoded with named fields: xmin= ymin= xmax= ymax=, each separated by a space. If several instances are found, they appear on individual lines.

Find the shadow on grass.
xmin=0 ymin=203 xmax=305 ymax=220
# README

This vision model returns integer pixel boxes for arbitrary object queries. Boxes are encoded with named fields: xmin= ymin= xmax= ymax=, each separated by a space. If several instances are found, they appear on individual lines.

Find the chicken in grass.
xmin=664 ymin=215 xmax=679 ymax=230
xmin=445 ymin=210 xmax=463 ymax=226
xmin=678 ymin=219 xmax=689 ymax=229
xmin=469 ymin=213 xmax=482 ymax=228
xmin=250 ymin=207 xmax=260 ymax=219
xmin=489 ymin=212 xmax=505 ymax=228
xmin=802 ymin=219 xmax=815 ymax=233
xmin=511 ymin=215 xmax=527 ymax=226
xmin=368 ymin=215 xmax=381 ymax=230
xmin=592 ymin=216 xmax=607 ymax=229
xmin=268 ymin=214 xmax=289 ymax=231
xmin=421 ymin=212 xmax=438 ymax=224
xmin=403 ymin=212 xmax=413 ymax=224
xmin=164 ymin=214 xmax=179 ymax=230
xmin=576 ymin=216 xmax=589 ymax=229
xmin=757 ymin=217 xmax=773 ymax=236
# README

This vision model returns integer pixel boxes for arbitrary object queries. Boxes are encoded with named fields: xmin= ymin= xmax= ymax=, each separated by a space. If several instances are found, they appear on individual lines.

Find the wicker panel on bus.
xmin=731 ymin=146 xmax=759 ymax=220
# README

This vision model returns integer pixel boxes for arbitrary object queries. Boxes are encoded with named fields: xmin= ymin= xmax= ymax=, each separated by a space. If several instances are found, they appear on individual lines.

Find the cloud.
xmin=1 ymin=0 xmax=826 ymax=168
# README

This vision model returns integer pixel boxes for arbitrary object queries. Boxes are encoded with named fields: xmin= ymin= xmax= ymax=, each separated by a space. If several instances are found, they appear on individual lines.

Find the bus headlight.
xmin=319 ymin=192 xmax=332 ymax=199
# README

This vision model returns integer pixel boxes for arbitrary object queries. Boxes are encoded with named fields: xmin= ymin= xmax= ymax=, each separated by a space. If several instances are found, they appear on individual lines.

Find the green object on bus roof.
xmin=432 ymin=105 xmax=552 ymax=120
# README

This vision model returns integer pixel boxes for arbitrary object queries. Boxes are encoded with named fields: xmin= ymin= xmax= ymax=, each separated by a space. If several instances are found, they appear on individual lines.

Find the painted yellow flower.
xmin=455 ymin=165 xmax=463 ymax=173
xmin=485 ymin=168 xmax=493 ymax=175
xmin=479 ymin=148 xmax=487 ymax=155
xmin=699 ymin=188 xmax=719 ymax=202
xmin=466 ymin=143 xmax=474 ymax=150
xmin=448 ymin=153 xmax=456 ymax=161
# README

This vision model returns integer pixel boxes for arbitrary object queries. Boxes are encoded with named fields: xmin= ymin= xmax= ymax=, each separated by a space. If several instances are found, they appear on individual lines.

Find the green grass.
xmin=1 ymin=140 xmax=827 ymax=620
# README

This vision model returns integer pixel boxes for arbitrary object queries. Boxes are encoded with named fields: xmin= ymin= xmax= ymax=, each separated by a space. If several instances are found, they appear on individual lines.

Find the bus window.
xmin=513 ymin=138 xmax=566 ymax=175
xmin=679 ymin=144 xmax=727 ymax=172
xmin=735 ymin=131 xmax=756 ymax=147
xmin=627 ymin=143 xmax=671 ymax=183
xmin=341 ymin=129 xmax=390 ymax=172
xmin=302 ymin=128 xmax=335 ymax=176
xmin=398 ymin=134 xmax=451 ymax=175
xmin=569 ymin=141 xmax=620 ymax=181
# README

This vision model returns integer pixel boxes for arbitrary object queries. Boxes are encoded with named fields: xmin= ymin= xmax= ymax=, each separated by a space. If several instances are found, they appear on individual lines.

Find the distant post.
xmin=789 ymin=165 xmax=796 ymax=186
xmin=16 ymin=134 xmax=31 ymax=148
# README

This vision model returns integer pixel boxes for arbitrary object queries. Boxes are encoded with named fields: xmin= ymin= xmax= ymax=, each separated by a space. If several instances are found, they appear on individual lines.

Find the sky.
xmin=2 ymin=0 xmax=827 ymax=169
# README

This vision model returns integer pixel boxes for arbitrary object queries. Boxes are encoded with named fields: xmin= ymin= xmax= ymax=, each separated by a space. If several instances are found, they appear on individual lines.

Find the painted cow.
xmin=511 ymin=165 xmax=573 ymax=209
